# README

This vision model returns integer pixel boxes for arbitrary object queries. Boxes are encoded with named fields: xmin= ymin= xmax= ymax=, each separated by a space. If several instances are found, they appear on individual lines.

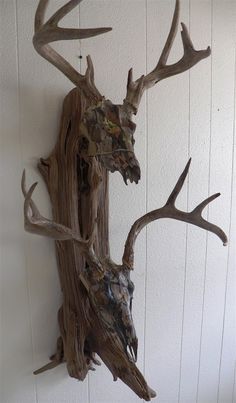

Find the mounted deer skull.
xmin=22 ymin=0 xmax=227 ymax=401
xmin=33 ymin=0 xmax=210 ymax=185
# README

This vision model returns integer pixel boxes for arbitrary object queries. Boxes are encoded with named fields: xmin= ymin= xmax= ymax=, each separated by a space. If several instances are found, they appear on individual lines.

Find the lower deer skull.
xmin=22 ymin=157 xmax=227 ymax=400
xmin=80 ymin=259 xmax=138 ymax=362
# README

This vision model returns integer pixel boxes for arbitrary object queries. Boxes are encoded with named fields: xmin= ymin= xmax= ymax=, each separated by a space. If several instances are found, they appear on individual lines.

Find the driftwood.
xmin=22 ymin=0 xmax=227 ymax=400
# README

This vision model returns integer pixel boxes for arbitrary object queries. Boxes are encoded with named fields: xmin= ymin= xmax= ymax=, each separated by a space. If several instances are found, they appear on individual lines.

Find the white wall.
xmin=0 ymin=1 xmax=236 ymax=402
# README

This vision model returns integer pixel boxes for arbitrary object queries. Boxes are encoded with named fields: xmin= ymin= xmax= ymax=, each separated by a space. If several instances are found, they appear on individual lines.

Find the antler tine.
xmin=166 ymin=158 xmax=191 ymax=206
xmin=157 ymin=0 xmax=180 ymax=68
xmin=21 ymin=169 xmax=41 ymax=217
xmin=122 ymin=160 xmax=228 ymax=270
xmin=35 ymin=0 xmax=49 ymax=31
xmin=46 ymin=0 xmax=82 ymax=27
xmin=33 ymin=0 xmax=112 ymax=91
xmin=192 ymin=193 xmax=221 ymax=215
xmin=123 ymin=0 xmax=211 ymax=114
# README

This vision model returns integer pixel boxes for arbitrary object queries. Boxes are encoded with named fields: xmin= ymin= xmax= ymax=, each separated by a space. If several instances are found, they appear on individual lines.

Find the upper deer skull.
xmin=81 ymin=100 xmax=140 ymax=184
xmin=33 ymin=0 xmax=210 ymax=185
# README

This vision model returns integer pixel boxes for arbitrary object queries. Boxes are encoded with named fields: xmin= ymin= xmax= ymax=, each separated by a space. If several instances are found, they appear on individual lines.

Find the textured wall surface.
xmin=0 ymin=1 xmax=236 ymax=402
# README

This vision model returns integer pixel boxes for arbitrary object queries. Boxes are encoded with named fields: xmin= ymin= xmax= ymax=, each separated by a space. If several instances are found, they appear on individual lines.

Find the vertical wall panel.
xmin=234 ymin=367 xmax=236 ymax=403
xmin=216 ymin=50 xmax=236 ymax=403
xmin=217 ymin=97 xmax=236 ymax=403
xmin=197 ymin=1 xmax=236 ymax=402
xmin=145 ymin=1 xmax=190 ymax=401
xmin=0 ymin=1 xmax=36 ymax=402
xmin=178 ymin=1 xmax=212 ymax=402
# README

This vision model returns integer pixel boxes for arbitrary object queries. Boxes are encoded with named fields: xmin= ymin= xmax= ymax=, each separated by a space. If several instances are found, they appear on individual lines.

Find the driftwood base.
xmin=21 ymin=80 xmax=228 ymax=402
xmin=22 ymin=86 xmax=227 ymax=400
xmin=33 ymin=88 xmax=156 ymax=401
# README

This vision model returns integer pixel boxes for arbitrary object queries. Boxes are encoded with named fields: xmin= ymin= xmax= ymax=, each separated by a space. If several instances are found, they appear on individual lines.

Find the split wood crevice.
xmin=22 ymin=0 xmax=227 ymax=401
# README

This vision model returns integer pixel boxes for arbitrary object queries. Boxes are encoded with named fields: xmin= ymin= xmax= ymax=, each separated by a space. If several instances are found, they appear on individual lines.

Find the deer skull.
xmin=81 ymin=100 xmax=141 ymax=184
xmin=80 ymin=260 xmax=138 ymax=362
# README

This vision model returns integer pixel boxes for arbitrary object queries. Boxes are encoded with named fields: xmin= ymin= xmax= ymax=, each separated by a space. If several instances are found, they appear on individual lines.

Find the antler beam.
xmin=123 ymin=0 xmax=211 ymax=114
xmin=122 ymin=159 xmax=228 ymax=269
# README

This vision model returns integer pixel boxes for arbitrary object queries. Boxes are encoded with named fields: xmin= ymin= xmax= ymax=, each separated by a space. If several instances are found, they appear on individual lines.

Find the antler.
xmin=21 ymin=171 xmax=104 ymax=275
xmin=33 ymin=0 xmax=112 ymax=97
xmin=123 ymin=0 xmax=211 ymax=114
xmin=122 ymin=159 xmax=228 ymax=269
